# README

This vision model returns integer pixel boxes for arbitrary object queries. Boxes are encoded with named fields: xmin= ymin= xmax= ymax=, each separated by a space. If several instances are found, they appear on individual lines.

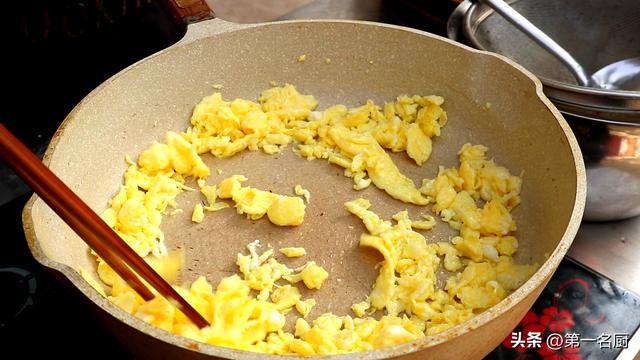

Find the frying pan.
xmin=21 ymin=1 xmax=585 ymax=359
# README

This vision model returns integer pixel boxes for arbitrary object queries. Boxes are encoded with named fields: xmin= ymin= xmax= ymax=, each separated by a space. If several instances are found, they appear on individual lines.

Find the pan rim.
xmin=22 ymin=18 xmax=586 ymax=359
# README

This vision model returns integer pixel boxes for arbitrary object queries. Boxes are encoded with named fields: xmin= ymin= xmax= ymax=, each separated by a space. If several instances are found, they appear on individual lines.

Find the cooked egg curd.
xmin=85 ymin=85 xmax=537 ymax=356
xmin=216 ymin=175 xmax=306 ymax=226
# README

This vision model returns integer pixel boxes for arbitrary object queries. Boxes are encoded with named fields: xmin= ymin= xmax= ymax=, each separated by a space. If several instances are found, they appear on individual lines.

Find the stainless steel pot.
xmin=448 ymin=0 xmax=640 ymax=221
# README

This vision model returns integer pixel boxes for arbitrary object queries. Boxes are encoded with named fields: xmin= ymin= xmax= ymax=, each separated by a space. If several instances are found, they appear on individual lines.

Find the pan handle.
xmin=158 ymin=0 xmax=215 ymax=27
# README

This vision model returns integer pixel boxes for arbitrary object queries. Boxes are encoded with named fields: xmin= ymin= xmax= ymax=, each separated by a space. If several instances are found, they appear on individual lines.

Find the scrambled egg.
xmin=280 ymin=247 xmax=307 ymax=258
xmin=85 ymin=84 xmax=537 ymax=356
xmin=344 ymin=195 xmax=536 ymax=336
xmin=217 ymin=175 xmax=306 ymax=226
xmin=284 ymin=261 xmax=329 ymax=290
xmin=419 ymin=144 xmax=523 ymax=263
xmin=92 ymin=241 xmax=332 ymax=352
xmin=191 ymin=177 xmax=307 ymax=226
xmin=294 ymin=184 xmax=311 ymax=203
xmin=191 ymin=203 xmax=204 ymax=223
xmin=293 ymin=94 xmax=447 ymax=204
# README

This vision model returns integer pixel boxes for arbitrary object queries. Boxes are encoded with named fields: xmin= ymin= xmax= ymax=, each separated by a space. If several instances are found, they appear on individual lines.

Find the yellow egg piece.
xmin=191 ymin=203 xmax=204 ymax=223
xmin=267 ymin=196 xmax=305 ymax=226
xmin=279 ymin=247 xmax=306 ymax=258
xmin=300 ymin=262 xmax=329 ymax=290
xmin=294 ymin=184 xmax=311 ymax=203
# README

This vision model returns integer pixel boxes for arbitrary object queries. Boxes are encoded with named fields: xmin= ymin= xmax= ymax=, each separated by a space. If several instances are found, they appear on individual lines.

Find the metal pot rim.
xmin=453 ymin=0 xmax=640 ymax=122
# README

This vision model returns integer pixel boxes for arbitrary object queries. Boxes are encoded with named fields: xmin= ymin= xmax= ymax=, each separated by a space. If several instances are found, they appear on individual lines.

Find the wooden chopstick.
xmin=0 ymin=123 xmax=209 ymax=328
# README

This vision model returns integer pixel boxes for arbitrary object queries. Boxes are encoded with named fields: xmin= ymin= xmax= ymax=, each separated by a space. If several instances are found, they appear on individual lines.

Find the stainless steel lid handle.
xmin=476 ymin=0 xmax=591 ymax=87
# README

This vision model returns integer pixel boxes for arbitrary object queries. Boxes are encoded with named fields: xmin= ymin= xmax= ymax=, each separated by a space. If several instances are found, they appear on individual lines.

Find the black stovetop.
xmin=0 ymin=194 xmax=132 ymax=357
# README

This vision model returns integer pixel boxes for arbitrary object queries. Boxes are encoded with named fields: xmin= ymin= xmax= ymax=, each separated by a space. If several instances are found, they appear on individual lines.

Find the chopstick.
xmin=0 ymin=123 xmax=209 ymax=328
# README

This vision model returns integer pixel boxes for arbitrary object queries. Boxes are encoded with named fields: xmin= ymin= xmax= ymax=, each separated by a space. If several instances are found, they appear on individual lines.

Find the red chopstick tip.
xmin=167 ymin=296 xmax=210 ymax=328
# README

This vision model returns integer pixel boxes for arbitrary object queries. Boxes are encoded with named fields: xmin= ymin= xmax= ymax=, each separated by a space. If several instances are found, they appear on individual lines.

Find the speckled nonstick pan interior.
xmin=22 ymin=18 xmax=585 ymax=360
